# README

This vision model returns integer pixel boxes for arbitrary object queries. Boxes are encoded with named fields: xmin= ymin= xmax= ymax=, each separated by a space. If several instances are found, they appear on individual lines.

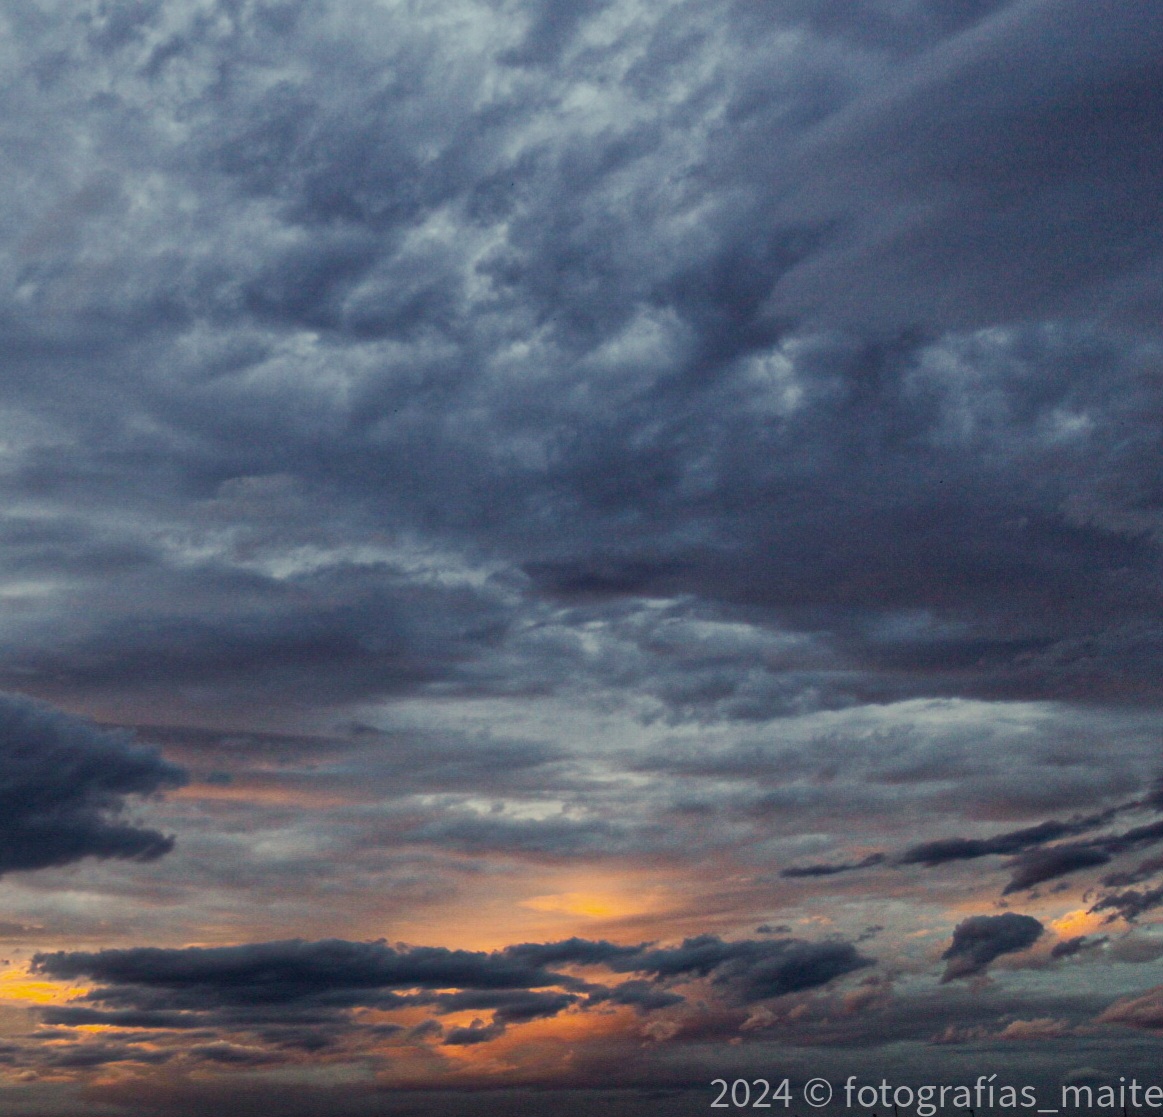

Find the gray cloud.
xmin=1000 ymin=817 xmax=1163 ymax=895
xmin=622 ymin=935 xmax=873 ymax=1003
xmin=941 ymin=913 xmax=1044 ymax=981
xmin=779 ymin=784 xmax=1163 ymax=897
xmin=1090 ymin=887 xmax=1163 ymax=925
xmin=900 ymin=815 xmax=1118 ymax=868
xmin=33 ymin=938 xmax=575 ymax=1008
xmin=1001 ymin=845 xmax=1113 ymax=894
xmin=32 ymin=931 xmax=871 ymax=1046
xmin=758 ymin=0 xmax=1163 ymax=330
xmin=0 ymin=0 xmax=1158 ymax=728
xmin=1099 ymin=853 xmax=1163 ymax=888
xmin=1050 ymin=935 xmax=1106 ymax=961
xmin=0 ymin=0 xmax=1162 ymax=1105
xmin=0 ymin=692 xmax=185 ymax=874
xmin=782 ymin=853 xmax=886 ymax=878
xmin=442 ymin=1020 xmax=506 ymax=1046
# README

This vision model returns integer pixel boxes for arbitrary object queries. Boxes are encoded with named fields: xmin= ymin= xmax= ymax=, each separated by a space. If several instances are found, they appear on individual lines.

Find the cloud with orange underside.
xmin=1050 ymin=908 xmax=1110 ymax=939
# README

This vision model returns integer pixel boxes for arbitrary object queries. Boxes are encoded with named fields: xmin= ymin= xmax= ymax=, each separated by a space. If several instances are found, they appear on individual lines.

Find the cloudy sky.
xmin=0 ymin=0 xmax=1161 ymax=1113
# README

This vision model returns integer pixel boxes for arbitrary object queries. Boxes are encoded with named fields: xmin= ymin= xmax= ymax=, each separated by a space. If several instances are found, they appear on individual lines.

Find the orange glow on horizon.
xmin=519 ymin=889 xmax=664 ymax=920
xmin=0 ymin=967 xmax=88 ymax=1006
xmin=382 ymin=870 xmax=684 ymax=951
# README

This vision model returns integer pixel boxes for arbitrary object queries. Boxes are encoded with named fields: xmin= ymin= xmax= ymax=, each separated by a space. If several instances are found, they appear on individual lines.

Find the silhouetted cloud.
xmin=612 ymin=935 xmax=874 ymax=1003
xmin=1100 ymin=853 xmax=1163 ymax=888
xmin=941 ymin=913 xmax=1044 ymax=981
xmin=901 ymin=815 xmax=1117 ymax=868
xmin=33 ymin=938 xmax=576 ymax=1010
xmin=785 ymin=791 xmax=1163 ymax=897
xmin=1002 ymin=845 xmax=1113 ymax=894
xmin=1090 ymin=887 xmax=1163 ymax=925
xmin=32 ymin=932 xmax=871 ymax=1045
xmin=1001 ymin=816 xmax=1163 ymax=894
xmin=0 ymin=692 xmax=185 ymax=874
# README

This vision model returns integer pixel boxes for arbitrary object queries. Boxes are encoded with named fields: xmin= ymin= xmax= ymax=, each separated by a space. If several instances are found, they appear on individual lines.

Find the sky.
xmin=0 ymin=0 xmax=1161 ymax=1113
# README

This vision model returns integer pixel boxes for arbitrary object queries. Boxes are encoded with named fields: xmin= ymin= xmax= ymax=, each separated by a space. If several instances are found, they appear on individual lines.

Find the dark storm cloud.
xmin=941 ymin=913 xmax=1043 ymax=981
xmin=0 ymin=0 xmax=1158 ymax=727
xmin=1 ymin=0 xmax=1162 ymax=1103
xmin=599 ymin=935 xmax=874 ymax=1003
xmin=511 ymin=325 xmax=1163 ymax=714
xmin=592 ymin=980 xmax=685 ymax=1013
xmin=33 ymin=934 xmax=872 ymax=1005
xmin=32 ymin=937 xmax=589 ymax=1042
xmin=32 ymin=938 xmax=575 ymax=1008
xmin=1097 ymin=818 xmax=1163 ymax=855
xmin=0 ymin=559 xmax=516 ymax=708
xmin=502 ymin=938 xmax=646 ymax=968
xmin=0 ymin=691 xmax=185 ymax=873
xmin=32 ymin=932 xmax=871 ymax=1046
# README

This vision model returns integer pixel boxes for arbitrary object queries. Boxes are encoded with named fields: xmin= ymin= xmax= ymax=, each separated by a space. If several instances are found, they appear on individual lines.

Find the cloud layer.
xmin=30 ymin=932 xmax=870 ymax=1053
xmin=0 ymin=0 xmax=1160 ymax=1111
